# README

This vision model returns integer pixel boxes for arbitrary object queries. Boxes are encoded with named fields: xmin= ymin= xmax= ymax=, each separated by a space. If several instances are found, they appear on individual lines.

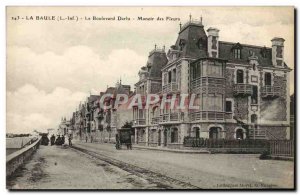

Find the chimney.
xmin=271 ymin=37 xmax=285 ymax=66
xmin=207 ymin=27 xmax=220 ymax=58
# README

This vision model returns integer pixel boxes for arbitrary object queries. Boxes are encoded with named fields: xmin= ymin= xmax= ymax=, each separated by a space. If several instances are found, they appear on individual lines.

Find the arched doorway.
xmin=209 ymin=127 xmax=219 ymax=139
xmin=171 ymin=127 xmax=179 ymax=143
xmin=236 ymin=128 xmax=244 ymax=140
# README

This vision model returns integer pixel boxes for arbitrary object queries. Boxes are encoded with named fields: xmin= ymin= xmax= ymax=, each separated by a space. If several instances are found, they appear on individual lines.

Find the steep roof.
xmin=87 ymin=95 xmax=100 ymax=103
xmin=219 ymin=41 xmax=273 ymax=67
xmin=113 ymin=84 xmax=131 ymax=95
xmin=147 ymin=49 xmax=168 ymax=79
xmin=174 ymin=21 xmax=208 ymax=59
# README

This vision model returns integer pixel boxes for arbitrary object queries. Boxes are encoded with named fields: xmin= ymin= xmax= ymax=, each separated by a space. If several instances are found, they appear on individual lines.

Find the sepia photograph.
xmin=6 ymin=6 xmax=295 ymax=190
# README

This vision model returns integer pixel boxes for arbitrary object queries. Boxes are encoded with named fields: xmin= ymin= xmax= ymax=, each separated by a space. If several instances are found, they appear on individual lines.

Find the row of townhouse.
xmin=132 ymin=17 xmax=292 ymax=149
xmin=61 ymin=16 xmax=293 ymax=148
xmin=65 ymin=81 xmax=134 ymax=143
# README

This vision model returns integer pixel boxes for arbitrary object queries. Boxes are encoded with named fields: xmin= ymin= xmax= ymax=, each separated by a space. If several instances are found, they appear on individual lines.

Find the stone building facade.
xmin=70 ymin=81 xmax=133 ymax=143
xmin=132 ymin=17 xmax=292 ymax=149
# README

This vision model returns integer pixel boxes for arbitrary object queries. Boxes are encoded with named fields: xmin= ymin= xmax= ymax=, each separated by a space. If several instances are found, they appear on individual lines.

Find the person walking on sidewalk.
xmin=85 ymin=135 xmax=88 ymax=143
xmin=68 ymin=135 xmax=72 ymax=146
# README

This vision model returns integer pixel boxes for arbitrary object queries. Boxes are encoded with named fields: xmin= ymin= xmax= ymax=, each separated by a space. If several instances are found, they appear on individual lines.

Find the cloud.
xmin=7 ymin=84 xmax=87 ymax=133
xmin=7 ymin=46 xmax=146 ymax=93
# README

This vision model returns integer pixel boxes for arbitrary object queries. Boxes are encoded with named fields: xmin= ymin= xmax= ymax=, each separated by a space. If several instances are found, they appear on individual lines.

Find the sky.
xmin=6 ymin=6 xmax=294 ymax=133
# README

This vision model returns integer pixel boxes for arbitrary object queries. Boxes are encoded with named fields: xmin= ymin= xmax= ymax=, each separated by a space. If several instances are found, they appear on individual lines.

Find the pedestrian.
xmin=50 ymin=134 xmax=55 ymax=146
xmin=68 ymin=135 xmax=72 ymax=146
xmin=55 ymin=135 xmax=62 ymax=145
xmin=86 ymin=135 xmax=88 ymax=143
xmin=62 ymin=135 xmax=65 ymax=144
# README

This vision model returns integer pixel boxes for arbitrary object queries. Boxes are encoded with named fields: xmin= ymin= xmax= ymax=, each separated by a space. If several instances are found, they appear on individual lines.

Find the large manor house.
xmin=60 ymin=16 xmax=292 ymax=149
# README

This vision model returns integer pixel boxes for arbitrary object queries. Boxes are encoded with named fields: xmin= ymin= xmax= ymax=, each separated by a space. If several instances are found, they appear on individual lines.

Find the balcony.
xmin=160 ymin=112 xmax=182 ymax=124
xmin=261 ymin=86 xmax=281 ymax=98
xmin=133 ymin=118 xmax=146 ymax=126
xmin=248 ymin=129 xmax=267 ymax=140
xmin=190 ymin=77 xmax=225 ymax=94
xmin=233 ymin=83 xmax=252 ymax=96
xmin=151 ymin=116 xmax=160 ymax=125
xmin=189 ymin=111 xmax=225 ymax=122
xmin=162 ymin=82 xmax=178 ymax=94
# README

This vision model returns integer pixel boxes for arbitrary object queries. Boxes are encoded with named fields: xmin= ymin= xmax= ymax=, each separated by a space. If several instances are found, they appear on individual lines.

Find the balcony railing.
xmin=189 ymin=111 xmax=225 ymax=122
xmin=233 ymin=83 xmax=252 ymax=96
xmin=133 ymin=118 xmax=146 ymax=126
xmin=162 ymin=82 xmax=178 ymax=94
xmin=151 ymin=116 xmax=160 ymax=125
xmin=190 ymin=77 xmax=225 ymax=93
xmin=160 ymin=112 xmax=182 ymax=123
xmin=248 ymin=130 xmax=267 ymax=139
xmin=261 ymin=86 xmax=281 ymax=98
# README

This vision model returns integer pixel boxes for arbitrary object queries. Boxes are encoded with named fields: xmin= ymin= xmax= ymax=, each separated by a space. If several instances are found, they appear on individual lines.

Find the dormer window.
xmin=260 ymin=47 xmax=268 ymax=58
xmin=196 ymin=38 xmax=205 ymax=50
xmin=179 ymin=39 xmax=186 ymax=51
xmin=232 ymin=43 xmax=242 ymax=59
xmin=233 ymin=48 xmax=241 ymax=59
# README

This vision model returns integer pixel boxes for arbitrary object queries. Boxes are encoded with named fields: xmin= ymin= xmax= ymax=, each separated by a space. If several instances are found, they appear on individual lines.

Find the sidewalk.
xmin=133 ymin=145 xmax=210 ymax=154
xmin=76 ymin=140 xmax=210 ymax=154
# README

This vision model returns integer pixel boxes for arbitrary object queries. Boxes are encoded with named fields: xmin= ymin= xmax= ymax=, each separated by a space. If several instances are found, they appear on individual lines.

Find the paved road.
xmin=73 ymin=141 xmax=294 ymax=189
xmin=7 ymin=141 xmax=294 ymax=189
xmin=7 ymin=145 xmax=164 ymax=189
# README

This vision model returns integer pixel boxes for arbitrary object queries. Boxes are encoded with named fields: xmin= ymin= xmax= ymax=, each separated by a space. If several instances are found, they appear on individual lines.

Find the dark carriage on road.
xmin=40 ymin=133 xmax=49 ymax=146
xmin=115 ymin=128 xmax=134 ymax=150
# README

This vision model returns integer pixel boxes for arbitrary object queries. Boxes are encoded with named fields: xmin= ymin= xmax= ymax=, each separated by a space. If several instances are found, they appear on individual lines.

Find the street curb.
xmin=269 ymin=155 xmax=294 ymax=161
xmin=133 ymin=145 xmax=210 ymax=154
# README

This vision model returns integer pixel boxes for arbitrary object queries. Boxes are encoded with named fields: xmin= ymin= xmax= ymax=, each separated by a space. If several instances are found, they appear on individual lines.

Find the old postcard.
xmin=6 ymin=6 xmax=295 ymax=190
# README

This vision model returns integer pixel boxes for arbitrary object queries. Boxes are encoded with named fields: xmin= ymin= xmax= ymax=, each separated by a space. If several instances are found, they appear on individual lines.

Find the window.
xmin=251 ymin=114 xmax=257 ymax=124
xmin=168 ymin=71 xmax=172 ymax=83
xmin=172 ymin=69 xmax=176 ymax=82
xmin=251 ymin=86 xmax=258 ymax=104
xmin=265 ymin=73 xmax=272 ymax=86
xmin=203 ymin=94 xmax=223 ymax=111
xmin=236 ymin=70 xmax=244 ymax=84
xmin=202 ymin=62 xmax=223 ymax=77
xmin=225 ymin=100 xmax=232 ymax=112
xmin=191 ymin=62 xmax=201 ymax=80
xmin=197 ymin=38 xmax=204 ymax=49
xmin=212 ymin=51 xmax=217 ymax=58
xmin=179 ymin=39 xmax=185 ymax=51
xmin=138 ymin=109 xmax=144 ymax=119
xmin=233 ymin=49 xmax=241 ymax=59
xmin=276 ymin=46 xmax=283 ymax=58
